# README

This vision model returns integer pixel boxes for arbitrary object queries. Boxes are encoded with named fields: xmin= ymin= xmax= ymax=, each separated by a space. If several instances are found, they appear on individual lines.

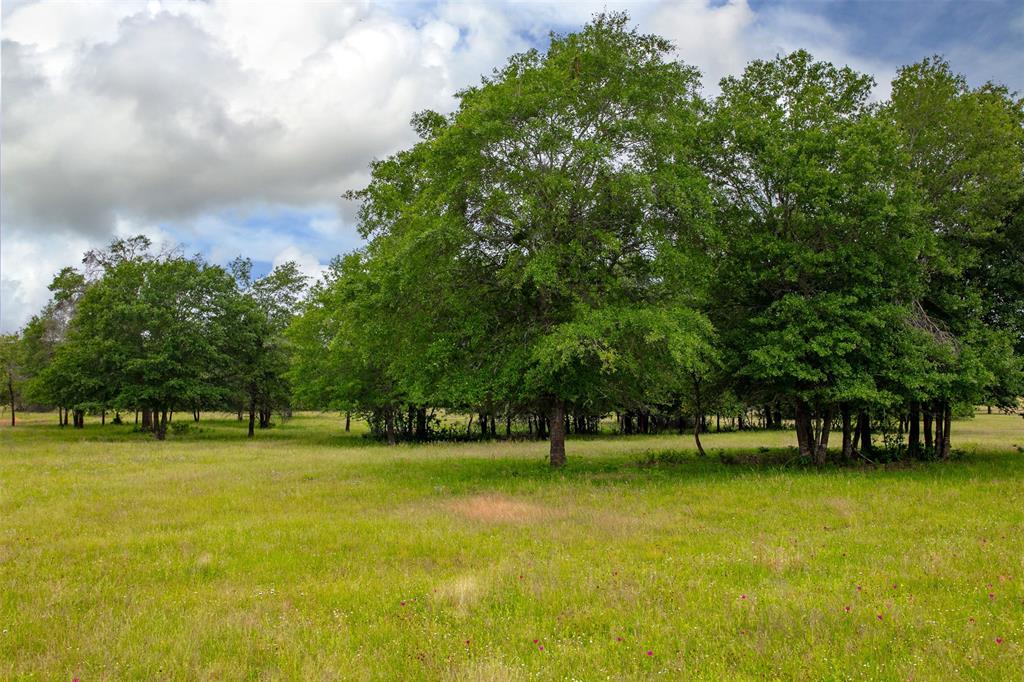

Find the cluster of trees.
xmin=2 ymin=237 xmax=306 ymax=439
xmin=289 ymin=15 xmax=1024 ymax=465
xmin=4 ymin=14 xmax=1022 ymax=465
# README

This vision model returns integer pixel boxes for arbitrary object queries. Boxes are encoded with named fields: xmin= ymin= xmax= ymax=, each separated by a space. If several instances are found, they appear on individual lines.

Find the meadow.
xmin=2 ymin=411 xmax=1023 ymax=680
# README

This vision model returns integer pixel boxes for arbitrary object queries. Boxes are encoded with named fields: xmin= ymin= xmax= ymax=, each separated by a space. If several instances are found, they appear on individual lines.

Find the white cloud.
xmin=0 ymin=231 xmax=93 ymax=331
xmin=271 ymin=245 xmax=328 ymax=286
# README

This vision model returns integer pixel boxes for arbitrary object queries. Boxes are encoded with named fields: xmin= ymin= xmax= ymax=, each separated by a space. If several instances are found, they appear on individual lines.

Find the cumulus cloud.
xmin=2 ymin=0 xmax=1020 ymax=331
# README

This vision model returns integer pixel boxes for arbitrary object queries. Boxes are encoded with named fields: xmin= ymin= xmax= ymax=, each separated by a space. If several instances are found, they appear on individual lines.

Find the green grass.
xmin=2 ymin=411 xmax=1023 ymax=680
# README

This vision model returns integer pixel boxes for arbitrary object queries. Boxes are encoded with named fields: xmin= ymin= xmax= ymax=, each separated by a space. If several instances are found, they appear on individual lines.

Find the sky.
xmin=2 ymin=0 xmax=1022 ymax=332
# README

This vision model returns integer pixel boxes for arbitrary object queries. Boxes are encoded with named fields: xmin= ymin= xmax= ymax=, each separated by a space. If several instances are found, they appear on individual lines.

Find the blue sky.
xmin=2 ymin=0 xmax=1022 ymax=331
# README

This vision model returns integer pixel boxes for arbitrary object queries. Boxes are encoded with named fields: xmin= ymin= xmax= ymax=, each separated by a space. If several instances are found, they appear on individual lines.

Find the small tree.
xmin=0 ymin=335 xmax=24 ymax=426
xmin=227 ymin=258 xmax=307 ymax=437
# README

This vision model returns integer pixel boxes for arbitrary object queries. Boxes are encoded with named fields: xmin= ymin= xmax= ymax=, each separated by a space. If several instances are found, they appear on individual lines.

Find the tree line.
xmin=3 ymin=14 xmax=1022 ymax=465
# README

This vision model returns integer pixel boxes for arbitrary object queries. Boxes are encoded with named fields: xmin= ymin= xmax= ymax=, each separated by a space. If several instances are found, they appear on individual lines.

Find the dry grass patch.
xmin=445 ymin=657 xmax=525 ymax=682
xmin=447 ymin=494 xmax=556 ymax=524
xmin=825 ymin=496 xmax=860 ymax=523
xmin=433 ymin=574 xmax=487 ymax=615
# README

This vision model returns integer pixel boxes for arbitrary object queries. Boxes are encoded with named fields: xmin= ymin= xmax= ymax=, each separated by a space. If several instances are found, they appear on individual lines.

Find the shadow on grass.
xmin=358 ymin=444 xmax=1024 ymax=495
xmin=1 ymin=415 xmax=381 ymax=448
xmin=5 ymin=415 xmax=1021 ymax=491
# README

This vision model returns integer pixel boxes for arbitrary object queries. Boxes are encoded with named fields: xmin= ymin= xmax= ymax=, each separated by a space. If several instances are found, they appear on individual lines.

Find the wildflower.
xmin=844 ymin=606 xmax=851 ymax=613
xmin=969 ymin=617 xmax=975 ymax=624
xmin=400 ymin=601 xmax=406 ymax=607
xmin=740 ymin=594 xmax=747 ymax=600
xmin=538 ymin=645 xmax=544 ymax=651
xmin=646 ymin=650 xmax=653 ymax=656
xmin=996 ymin=638 xmax=1003 ymax=645
xmin=989 ymin=593 xmax=996 ymax=600
xmin=533 ymin=639 xmax=538 ymax=644
xmin=877 ymin=614 xmax=884 ymax=621
xmin=616 ymin=636 xmax=623 ymax=642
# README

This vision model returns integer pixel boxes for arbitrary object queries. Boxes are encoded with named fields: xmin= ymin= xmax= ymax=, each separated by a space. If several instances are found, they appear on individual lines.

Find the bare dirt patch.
xmin=448 ymin=494 xmax=555 ymax=524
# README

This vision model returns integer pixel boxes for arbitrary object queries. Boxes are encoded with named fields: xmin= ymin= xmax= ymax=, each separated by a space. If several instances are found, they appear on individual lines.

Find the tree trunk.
xmin=841 ymin=405 xmax=853 ymax=460
xmin=385 ymin=408 xmax=397 ymax=446
xmin=814 ymin=407 xmax=832 ymax=465
xmin=549 ymin=399 xmax=566 ymax=467
xmin=858 ymin=410 xmax=872 ymax=455
xmin=941 ymin=402 xmax=952 ymax=459
xmin=415 ymin=407 xmax=427 ymax=441
xmin=153 ymin=408 xmax=167 ymax=440
xmin=506 ymin=413 xmax=512 ymax=438
xmin=248 ymin=401 xmax=256 ymax=438
xmin=923 ymin=407 xmax=933 ymax=450
xmin=142 ymin=408 xmax=152 ymax=430
xmin=345 ymin=411 xmax=351 ymax=432
xmin=795 ymin=401 xmax=813 ymax=458
xmin=193 ymin=409 xmax=200 ymax=422
xmin=908 ymin=401 xmax=920 ymax=455
xmin=101 ymin=409 xmax=106 ymax=426
xmin=237 ymin=408 xmax=243 ymax=421
xmin=693 ymin=410 xmax=706 ymax=457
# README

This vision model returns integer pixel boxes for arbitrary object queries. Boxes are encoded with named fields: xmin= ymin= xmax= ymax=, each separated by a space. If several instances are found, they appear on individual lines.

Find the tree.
xmin=227 ymin=258 xmax=307 ymax=437
xmin=288 ymin=253 xmax=407 ymax=444
xmin=706 ymin=50 xmax=924 ymax=463
xmin=889 ymin=57 xmax=1024 ymax=454
xmin=0 ymin=335 xmax=24 ymax=426
xmin=345 ymin=13 xmax=715 ymax=464
xmin=59 ymin=250 xmax=236 ymax=439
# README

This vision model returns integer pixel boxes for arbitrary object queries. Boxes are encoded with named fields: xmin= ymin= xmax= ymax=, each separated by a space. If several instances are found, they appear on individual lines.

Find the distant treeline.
xmin=2 ymin=13 xmax=1022 ymax=466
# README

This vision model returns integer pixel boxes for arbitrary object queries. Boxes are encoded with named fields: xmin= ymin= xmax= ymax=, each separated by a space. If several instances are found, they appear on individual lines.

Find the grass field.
xmin=2 ymin=411 xmax=1023 ymax=680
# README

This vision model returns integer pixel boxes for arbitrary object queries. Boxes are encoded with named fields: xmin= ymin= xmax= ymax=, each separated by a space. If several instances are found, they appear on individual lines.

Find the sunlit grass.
xmin=2 ymin=411 xmax=1022 ymax=679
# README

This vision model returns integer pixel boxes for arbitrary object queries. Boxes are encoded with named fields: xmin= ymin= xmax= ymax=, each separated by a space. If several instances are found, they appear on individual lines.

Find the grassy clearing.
xmin=2 ymin=411 xmax=1023 ymax=680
